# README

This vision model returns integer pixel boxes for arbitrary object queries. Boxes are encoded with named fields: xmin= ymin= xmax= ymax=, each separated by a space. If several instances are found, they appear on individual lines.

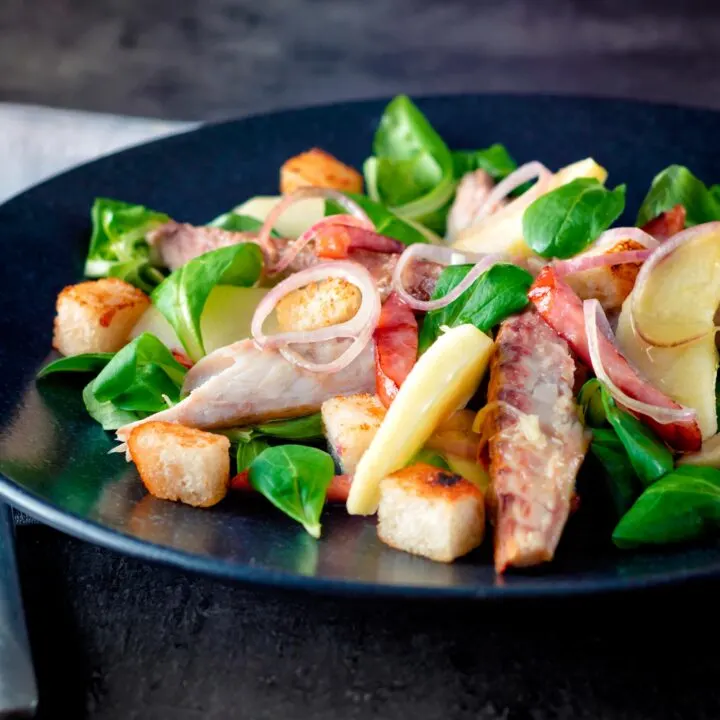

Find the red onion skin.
xmin=528 ymin=266 xmax=702 ymax=452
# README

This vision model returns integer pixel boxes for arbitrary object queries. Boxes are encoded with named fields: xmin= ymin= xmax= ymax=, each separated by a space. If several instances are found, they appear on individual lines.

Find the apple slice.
xmin=451 ymin=157 xmax=608 ymax=257
xmin=630 ymin=225 xmax=720 ymax=347
xmin=131 ymin=286 xmax=270 ymax=355
xmin=616 ymin=300 xmax=719 ymax=440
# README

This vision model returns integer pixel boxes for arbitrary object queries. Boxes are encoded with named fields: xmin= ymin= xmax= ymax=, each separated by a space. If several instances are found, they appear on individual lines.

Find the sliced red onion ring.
xmin=471 ymin=161 xmax=552 ymax=224
xmin=631 ymin=221 xmax=720 ymax=347
xmin=257 ymin=187 xmax=373 ymax=274
xmin=583 ymin=298 xmax=697 ymax=423
xmin=251 ymin=260 xmax=381 ymax=373
xmin=392 ymin=243 xmax=503 ymax=311
xmin=553 ymin=249 xmax=651 ymax=277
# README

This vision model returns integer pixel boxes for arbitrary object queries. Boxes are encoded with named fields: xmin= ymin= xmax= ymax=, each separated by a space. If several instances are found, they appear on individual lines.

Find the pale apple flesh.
xmin=451 ymin=157 xmax=608 ymax=257
xmin=616 ymin=297 xmax=719 ymax=441
xmin=631 ymin=226 xmax=720 ymax=347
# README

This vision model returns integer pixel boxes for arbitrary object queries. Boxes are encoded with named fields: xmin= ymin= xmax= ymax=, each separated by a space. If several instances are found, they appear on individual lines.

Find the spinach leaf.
xmin=249 ymin=445 xmax=335 ymax=538
xmin=601 ymin=390 xmax=673 ymax=487
xmin=255 ymin=414 xmax=324 ymax=441
xmin=577 ymin=378 xmax=607 ymax=427
xmin=82 ymin=382 xmax=140 ymax=431
xmin=590 ymin=428 xmax=642 ymax=517
xmin=613 ymin=466 xmax=720 ymax=548
xmin=82 ymin=333 xmax=187 ymax=429
xmin=577 ymin=379 xmax=671 ymax=514
xmin=84 ymin=198 xmax=170 ymax=292
xmin=37 ymin=353 xmax=114 ymax=378
xmin=523 ymin=179 xmax=626 ymax=259
xmin=151 ymin=243 xmax=263 ymax=361
xmin=325 ymin=193 xmax=429 ymax=246
xmin=418 ymin=263 xmax=532 ymax=353
xmin=636 ymin=165 xmax=720 ymax=227
xmin=208 ymin=212 xmax=281 ymax=237
xmin=364 ymin=95 xmax=455 ymax=233
xmin=451 ymin=144 xmax=517 ymax=181
xmin=236 ymin=438 xmax=271 ymax=473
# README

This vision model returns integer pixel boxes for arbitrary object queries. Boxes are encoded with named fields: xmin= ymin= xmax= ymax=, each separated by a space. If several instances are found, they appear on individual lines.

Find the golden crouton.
xmin=275 ymin=277 xmax=361 ymax=333
xmin=280 ymin=148 xmax=363 ymax=195
xmin=53 ymin=278 xmax=150 ymax=356
xmin=566 ymin=239 xmax=644 ymax=313
xmin=377 ymin=463 xmax=485 ymax=563
xmin=128 ymin=422 xmax=230 ymax=508
xmin=322 ymin=393 xmax=386 ymax=474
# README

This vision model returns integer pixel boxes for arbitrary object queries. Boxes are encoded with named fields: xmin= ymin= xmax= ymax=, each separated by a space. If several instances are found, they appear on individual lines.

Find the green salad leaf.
xmin=364 ymin=95 xmax=455 ymax=233
xmin=523 ymin=178 xmax=626 ymax=259
xmin=636 ymin=165 xmax=720 ymax=227
xmin=236 ymin=438 xmax=271 ymax=473
xmin=589 ymin=428 xmax=642 ymax=517
xmin=601 ymin=390 xmax=673 ymax=487
xmin=80 ymin=333 xmax=187 ymax=430
xmin=418 ymin=264 xmax=533 ymax=353
xmin=84 ymin=198 xmax=170 ymax=292
xmin=451 ymin=144 xmax=517 ymax=181
xmin=208 ymin=212 xmax=281 ymax=237
xmin=249 ymin=445 xmax=335 ymax=538
xmin=37 ymin=353 xmax=114 ymax=378
xmin=151 ymin=243 xmax=263 ymax=361
xmin=254 ymin=414 xmax=324 ymax=441
xmin=325 ymin=193 xmax=430 ymax=245
xmin=613 ymin=466 xmax=720 ymax=548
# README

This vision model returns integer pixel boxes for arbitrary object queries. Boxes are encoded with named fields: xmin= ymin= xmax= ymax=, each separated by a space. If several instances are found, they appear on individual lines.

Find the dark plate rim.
xmin=3 ymin=92 xmax=720 ymax=598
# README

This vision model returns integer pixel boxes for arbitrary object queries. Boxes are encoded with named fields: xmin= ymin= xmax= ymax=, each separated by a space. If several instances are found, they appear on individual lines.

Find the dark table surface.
xmin=4 ymin=1 xmax=720 ymax=718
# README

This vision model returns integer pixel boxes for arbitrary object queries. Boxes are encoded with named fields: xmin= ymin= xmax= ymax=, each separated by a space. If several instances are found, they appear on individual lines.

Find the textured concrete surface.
xmin=2 ymin=0 xmax=720 ymax=120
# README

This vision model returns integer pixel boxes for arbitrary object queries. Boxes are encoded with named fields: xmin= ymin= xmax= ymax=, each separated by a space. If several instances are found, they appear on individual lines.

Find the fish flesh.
xmin=487 ymin=310 xmax=589 ymax=572
xmin=116 ymin=338 xmax=375 ymax=441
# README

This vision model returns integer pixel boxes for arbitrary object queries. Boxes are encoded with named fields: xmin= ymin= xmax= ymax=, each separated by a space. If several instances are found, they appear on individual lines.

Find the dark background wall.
xmin=1 ymin=0 xmax=719 ymax=119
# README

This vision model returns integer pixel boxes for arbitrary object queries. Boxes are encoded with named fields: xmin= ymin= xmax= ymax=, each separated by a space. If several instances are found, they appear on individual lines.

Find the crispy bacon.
xmin=640 ymin=204 xmax=686 ymax=241
xmin=373 ymin=293 xmax=418 ymax=407
xmin=528 ymin=266 xmax=702 ymax=452
xmin=315 ymin=225 xmax=405 ymax=259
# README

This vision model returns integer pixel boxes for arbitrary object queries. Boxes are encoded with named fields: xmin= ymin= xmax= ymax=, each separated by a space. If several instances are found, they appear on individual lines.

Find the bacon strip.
xmin=315 ymin=225 xmax=405 ymax=259
xmin=373 ymin=293 xmax=418 ymax=407
xmin=528 ymin=267 xmax=702 ymax=452
xmin=640 ymin=204 xmax=686 ymax=241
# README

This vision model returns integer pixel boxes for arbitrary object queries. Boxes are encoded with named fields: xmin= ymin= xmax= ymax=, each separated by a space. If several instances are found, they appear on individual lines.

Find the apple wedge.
xmin=616 ymin=224 xmax=720 ymax=440
xmin=451 ymin=158 xmax=608 ymax=257
xmin=629 ymin=225 xmax=720 ymax=347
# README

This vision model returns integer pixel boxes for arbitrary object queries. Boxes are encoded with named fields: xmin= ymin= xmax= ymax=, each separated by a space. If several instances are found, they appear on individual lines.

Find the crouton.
xmin=321 ymin=393 xmax=386 ymax=474
xmin=280 ymin=148 xmax=363 ymax=195
xmin=53 ymin=278 xmax=150 ymax=355
xmin=127 ymin=422 xmax=230 ymax=508
xmin=377 ymin=463 xmax=485 ymax=563
xmin=276 ymin=277 xmax=361 ymax=333
xmin=566 ymin=239 xmax=645 ymax=313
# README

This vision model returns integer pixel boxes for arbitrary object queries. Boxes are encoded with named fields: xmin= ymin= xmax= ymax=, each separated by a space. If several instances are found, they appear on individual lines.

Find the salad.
xmin=38 ymin=95 xmax=720 ymax=573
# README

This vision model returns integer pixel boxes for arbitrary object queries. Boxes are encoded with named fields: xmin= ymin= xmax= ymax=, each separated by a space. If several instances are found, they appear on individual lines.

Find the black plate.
xmin=1 ymin=95 xmax=719 ymax=597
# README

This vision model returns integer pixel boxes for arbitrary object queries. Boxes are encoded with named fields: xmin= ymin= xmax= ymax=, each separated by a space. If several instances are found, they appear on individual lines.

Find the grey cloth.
xmin=0 ymin=103 xmax=194 ymax=203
